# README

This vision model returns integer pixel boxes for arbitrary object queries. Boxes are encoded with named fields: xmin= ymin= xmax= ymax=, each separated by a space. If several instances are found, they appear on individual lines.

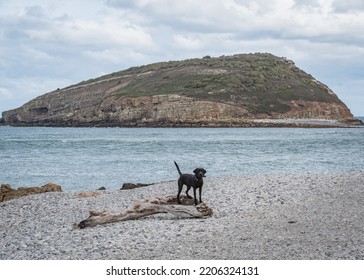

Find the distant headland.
xmin=1 ymin=53 xmax=362 ymax=127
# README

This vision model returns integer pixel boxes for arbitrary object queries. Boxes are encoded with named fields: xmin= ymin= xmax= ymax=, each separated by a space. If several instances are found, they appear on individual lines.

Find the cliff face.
xmin=1 ymin=53 xmax=358 ymax=127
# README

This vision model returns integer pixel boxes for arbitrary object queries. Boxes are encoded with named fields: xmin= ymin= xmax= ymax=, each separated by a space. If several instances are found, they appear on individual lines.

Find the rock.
xmin=98 ymin=187 xmax=106 ymax=190
xmin=1 ymin=184 xmax=12 ymax=192
xmin=121 ymin=183 xmax=153 ymax=190
xmin=77 ymin=191 xmax=100 ymax=198
xmin=0 ymin=183 xmax=62 ymax=202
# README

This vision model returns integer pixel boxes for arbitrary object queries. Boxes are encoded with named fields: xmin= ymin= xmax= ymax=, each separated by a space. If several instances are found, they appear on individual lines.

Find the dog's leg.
xmin=199 ymin=186 xmax=203 ymax=204
xmin=185 ymin=186 xmax=192 ymax=199
xmin=193 ymin=187 xmax=198 ymax=205
xmin=177 ymin=182 xmax=183 ymax=204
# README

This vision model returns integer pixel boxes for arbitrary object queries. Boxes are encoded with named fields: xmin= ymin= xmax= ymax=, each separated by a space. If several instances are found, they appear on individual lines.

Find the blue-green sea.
xmin=1 ymin=123 xmax=363 ymax=191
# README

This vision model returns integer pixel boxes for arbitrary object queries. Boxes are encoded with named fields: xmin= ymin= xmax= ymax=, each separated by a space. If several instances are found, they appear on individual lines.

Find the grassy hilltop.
xmin=81 ymin=53 xmax=338 ymax=115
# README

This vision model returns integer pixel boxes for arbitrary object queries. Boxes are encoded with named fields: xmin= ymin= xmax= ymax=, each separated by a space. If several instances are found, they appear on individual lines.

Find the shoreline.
xmin=1 ymin=171 xmax=363 ymax=260
xmin=1 ymin=118 xmax=363 ymax=128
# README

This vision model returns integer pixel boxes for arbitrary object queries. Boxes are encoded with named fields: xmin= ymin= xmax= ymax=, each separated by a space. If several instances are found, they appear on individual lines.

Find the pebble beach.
xmin=1 ymin=171 xmax=364 ymax=260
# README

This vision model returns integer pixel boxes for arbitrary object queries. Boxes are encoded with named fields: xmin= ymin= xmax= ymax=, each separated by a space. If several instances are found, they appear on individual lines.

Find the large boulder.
xmin=0 ymin=183 xmax=62 ymax=202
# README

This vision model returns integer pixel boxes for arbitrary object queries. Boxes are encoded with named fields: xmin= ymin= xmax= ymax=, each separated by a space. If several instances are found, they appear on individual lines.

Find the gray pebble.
xmin=1 ymin=171 xmax=364 ymax=259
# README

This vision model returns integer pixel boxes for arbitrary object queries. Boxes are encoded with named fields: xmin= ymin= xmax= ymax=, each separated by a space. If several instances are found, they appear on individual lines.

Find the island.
xmin=1 ymin=53 xmax=362 ymax=127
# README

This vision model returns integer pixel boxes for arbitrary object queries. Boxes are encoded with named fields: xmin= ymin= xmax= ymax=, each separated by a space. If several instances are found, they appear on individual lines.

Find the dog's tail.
xmin=174 ymin=161 xmax=182 ymax=176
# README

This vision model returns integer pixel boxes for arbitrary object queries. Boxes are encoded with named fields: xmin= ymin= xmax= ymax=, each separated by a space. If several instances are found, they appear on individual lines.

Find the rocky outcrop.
xmin=121 ymin=183 xmax=153 ymax=190
xmin=1 ymin=53 xmax=360 ymax=127
xmin=276 ymin=100 xmax=353 ymax=120
xmin=0 ymin=183 xmax=62 ymax=202
xmin=2 ymin=93 xmax=356 ymax=127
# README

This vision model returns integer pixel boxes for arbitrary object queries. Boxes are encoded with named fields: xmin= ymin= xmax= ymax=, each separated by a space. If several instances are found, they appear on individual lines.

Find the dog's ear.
xmin=201 ymin=168 xmax=206 ymax=177
xmin=193 ymin=168 xmax=199 ymax=174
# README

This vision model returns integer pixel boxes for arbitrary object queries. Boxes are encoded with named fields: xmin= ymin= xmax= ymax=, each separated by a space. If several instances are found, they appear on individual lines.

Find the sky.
xmin=1 ymin=0 xmax=363 ymax=116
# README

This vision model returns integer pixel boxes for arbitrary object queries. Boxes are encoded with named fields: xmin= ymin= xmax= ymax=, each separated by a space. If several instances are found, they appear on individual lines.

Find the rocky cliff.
xmin=1 ymin=53 xmax=360 ymax=127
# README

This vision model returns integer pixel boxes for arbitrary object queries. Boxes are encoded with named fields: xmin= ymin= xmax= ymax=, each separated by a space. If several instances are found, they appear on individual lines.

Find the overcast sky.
xmin=1 ymin=0 xmax=363 ymax=116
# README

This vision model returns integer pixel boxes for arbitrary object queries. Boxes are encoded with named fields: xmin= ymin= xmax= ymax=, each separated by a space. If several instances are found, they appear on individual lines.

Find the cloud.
xmin=103 ymin=0 xmax=364 ymax=49
xmin=1 ymin=0 xmax=364 ymax=115
xmin=332 ymin=0 xmax=364 ymax=12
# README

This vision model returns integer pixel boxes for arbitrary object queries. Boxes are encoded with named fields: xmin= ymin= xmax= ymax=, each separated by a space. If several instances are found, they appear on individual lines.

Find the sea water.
xmin=1 ymin=124 xmax=363 ymax=191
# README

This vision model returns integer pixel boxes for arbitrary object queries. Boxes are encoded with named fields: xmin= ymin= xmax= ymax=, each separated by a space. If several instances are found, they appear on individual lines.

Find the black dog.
xmin=174 ymin=161 xmax=206 ymax=205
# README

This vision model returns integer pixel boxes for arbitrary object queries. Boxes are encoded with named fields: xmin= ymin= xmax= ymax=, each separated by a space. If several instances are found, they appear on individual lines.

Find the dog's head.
xmin=193 ymin=168 xmax=206 ymax=180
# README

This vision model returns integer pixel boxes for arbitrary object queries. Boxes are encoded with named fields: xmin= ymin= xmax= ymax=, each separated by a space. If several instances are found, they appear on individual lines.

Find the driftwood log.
xmin=77 ymin=195 xmax=213 ymax=229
